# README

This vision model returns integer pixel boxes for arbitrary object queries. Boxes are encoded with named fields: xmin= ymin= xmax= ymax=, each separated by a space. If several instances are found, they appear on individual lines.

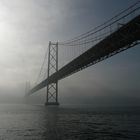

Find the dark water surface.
xmin=0 ymin=104 xmax=140 ymax=140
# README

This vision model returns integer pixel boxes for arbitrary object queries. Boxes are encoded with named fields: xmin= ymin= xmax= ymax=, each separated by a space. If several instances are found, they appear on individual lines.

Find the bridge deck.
xmin=29 ymin=15 xmax=140 ymax=95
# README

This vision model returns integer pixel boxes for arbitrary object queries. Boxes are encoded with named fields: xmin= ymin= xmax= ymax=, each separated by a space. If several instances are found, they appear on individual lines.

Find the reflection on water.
xmin=0 ymin=104 xmax=140 ymax=140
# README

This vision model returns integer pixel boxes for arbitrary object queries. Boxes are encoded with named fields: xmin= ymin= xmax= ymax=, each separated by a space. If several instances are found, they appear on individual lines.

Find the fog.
xmin=0 ymin=0 xmax=139 ymax=105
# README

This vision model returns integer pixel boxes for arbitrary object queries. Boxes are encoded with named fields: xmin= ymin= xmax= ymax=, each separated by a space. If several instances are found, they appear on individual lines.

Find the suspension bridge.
xmin=27 ymin=2 xmax=140 ymax=105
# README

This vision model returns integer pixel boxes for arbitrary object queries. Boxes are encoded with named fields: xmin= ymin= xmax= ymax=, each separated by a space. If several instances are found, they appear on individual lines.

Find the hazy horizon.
xmin=0 ymin=0 xmax=139 ymax=105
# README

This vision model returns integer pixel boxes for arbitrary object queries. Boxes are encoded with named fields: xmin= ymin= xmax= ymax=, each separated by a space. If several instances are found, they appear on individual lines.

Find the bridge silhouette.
xmin=28 ymin=2 xmax=140 ymax=105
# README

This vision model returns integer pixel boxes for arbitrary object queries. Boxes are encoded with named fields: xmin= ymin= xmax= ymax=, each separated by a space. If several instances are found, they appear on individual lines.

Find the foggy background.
xmin=0 ymin=0 xmax=139 ymax=105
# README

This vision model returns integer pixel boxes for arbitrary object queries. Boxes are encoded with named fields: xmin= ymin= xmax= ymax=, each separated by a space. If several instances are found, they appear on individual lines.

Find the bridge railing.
xmin=58 ymin=1 xmax=140 ymax=69
xmin=33 ymin=1 xmax=140 ymax=87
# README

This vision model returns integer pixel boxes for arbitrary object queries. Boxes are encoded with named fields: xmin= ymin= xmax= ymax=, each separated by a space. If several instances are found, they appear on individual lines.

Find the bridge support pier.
xmin=45 ymin=41 xmax=59 ymax=106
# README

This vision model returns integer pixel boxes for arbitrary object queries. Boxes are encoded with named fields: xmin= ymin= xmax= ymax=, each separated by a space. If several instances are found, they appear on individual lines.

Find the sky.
xmin=0 ymin=0 xmax=139 ymax=105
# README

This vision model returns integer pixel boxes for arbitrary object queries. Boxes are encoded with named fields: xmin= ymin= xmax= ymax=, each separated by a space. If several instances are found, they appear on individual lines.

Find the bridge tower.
xmin=25 ymin=81 xmax=30 ymax=97
xmin=45 ymin=41 xmax=59 ymax=105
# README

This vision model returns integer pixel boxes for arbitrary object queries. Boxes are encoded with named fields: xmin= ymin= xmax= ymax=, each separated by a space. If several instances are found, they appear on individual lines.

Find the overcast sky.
xmin=0 ymin=0 xmax=139 ymax=104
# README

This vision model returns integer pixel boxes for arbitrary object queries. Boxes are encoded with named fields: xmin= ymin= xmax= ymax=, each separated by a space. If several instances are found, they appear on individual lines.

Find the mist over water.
xmin=0 ymin=104 xmax=139 ymax=140
xmin=0 ymin=0 xmax=139 ymax=139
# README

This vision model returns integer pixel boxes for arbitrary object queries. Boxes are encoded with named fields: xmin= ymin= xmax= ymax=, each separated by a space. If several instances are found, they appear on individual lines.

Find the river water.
xmin=0 ymin=104 xmax=139 ymax=140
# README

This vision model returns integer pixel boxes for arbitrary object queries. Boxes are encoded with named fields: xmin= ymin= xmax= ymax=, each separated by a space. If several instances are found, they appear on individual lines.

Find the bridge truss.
xmin=28 ymin=2 xmax=140 ymax=105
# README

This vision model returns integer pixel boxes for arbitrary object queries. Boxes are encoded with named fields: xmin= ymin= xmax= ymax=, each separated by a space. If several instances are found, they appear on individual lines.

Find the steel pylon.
xmin=45 ymin=41 xmax=59 ymax=105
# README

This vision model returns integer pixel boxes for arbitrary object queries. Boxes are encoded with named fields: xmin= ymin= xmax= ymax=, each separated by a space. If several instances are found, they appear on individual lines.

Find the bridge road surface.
xmin=29 ymin=15 xmax=140 ymax=95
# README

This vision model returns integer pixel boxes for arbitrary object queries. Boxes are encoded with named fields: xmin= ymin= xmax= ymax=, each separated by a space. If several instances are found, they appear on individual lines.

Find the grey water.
xmin=0 ymin=104 xmax=140 ymax=140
